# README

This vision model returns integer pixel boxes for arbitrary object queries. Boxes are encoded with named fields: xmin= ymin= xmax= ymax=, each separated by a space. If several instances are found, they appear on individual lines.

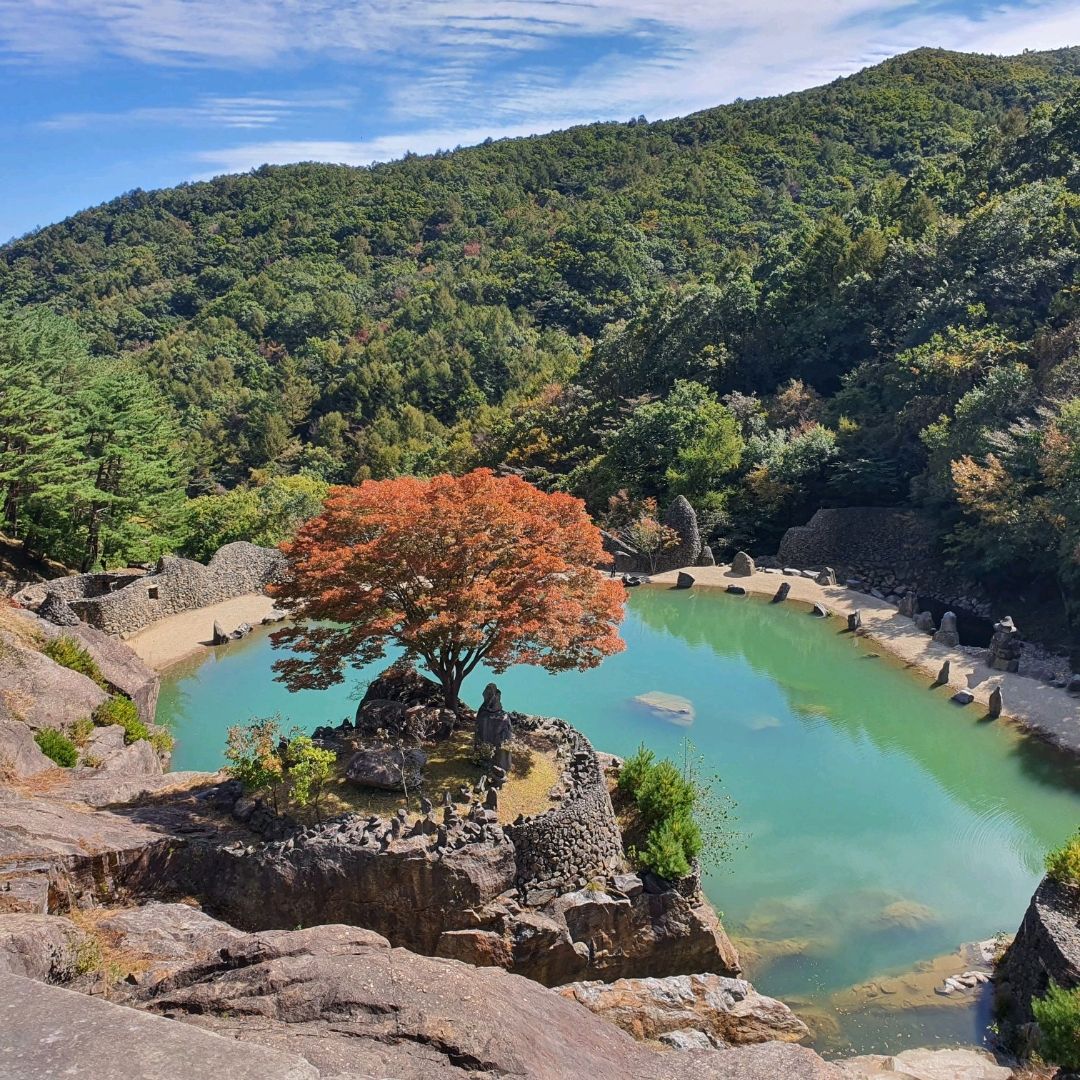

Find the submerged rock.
xmin=633 ymin=691 xmax=695 ymax=726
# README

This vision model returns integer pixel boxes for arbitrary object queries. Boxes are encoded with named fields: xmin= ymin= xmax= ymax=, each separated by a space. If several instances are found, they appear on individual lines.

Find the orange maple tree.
xmin=270 ymin=469 xmax=626 ymax=706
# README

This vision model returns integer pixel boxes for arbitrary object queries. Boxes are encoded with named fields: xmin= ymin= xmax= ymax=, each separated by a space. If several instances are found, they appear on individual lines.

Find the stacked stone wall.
xmin=29 ymin=543 xmax=285 ymax=637
xmin=506 ymin=715 xmax=624 ymax=892
xmin=775 ymin=507 xmax=989 ymax=615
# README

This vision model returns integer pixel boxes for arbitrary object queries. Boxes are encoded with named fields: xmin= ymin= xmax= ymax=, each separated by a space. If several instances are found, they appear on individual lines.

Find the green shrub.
xmin=70 ymin=716 xmax=95 ymax=747
xmin=617 ymin=744 xmax=655 ymax=798
xmin=1033 ymin=981 xmax=1080 ymax=1070
xmin=636 ymin=759 xmax=696 ymax=827
xmin=42 ymin=636 xmax=107 ymax=689
xmin=1045 ymin=829 xmax=1080 ymax=886
xmin=92 ymin=696 xmax=174 ymax=754
xmin=34 ymin=727 xmax=79 ymax=767
xmin=225 ymin=716 xmax=285 ymax=803
xmin=285 ymin=734 xmax=336 ymax=823
xmin=640 ymin=815 xmax=694 ymax=880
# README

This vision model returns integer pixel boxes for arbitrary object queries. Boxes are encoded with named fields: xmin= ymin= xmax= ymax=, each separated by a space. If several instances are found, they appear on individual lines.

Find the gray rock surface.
xmin=0 ymin=717 xmax=53 ymax=779
xmin=997 ymin=875 xmax=1080 ymax=1030
xmin=28 ymin=613 xmax=160 ymax=723
xmin=731 ymin=551 xmax=755 ymax=576
xmin=134 ymin=923 xmax=842 ymax=1080
xmin=559 ymin=972 xmax=810 ymax=1046
xmin=0 ymin=629 xmax=109 ymax=732
xmin=0 ymin=913 xmax=91 ymax=981
xmin=933 ymin=611 xmax=960 ymax=648
xmin=0 ymin=971 xmax=318 ymax=1080
xmin=839 ymin=1047 xmax=1014 ymax=1079
xmin=344 ymin=745 xmax=426 ymax=791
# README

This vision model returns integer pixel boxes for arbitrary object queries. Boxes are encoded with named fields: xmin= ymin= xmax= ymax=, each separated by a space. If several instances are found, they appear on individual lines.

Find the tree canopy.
xmin=270 ymin=470 xmax=626 ymax=704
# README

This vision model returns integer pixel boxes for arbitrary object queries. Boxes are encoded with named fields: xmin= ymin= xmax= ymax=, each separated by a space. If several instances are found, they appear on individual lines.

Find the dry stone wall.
xmin=27 ymin=543 xmax=285 ymax=637
xmin=775 ymin=507 xmax=989 ymax=615
xmin=506 ymin=715 xmax=624 ymax=894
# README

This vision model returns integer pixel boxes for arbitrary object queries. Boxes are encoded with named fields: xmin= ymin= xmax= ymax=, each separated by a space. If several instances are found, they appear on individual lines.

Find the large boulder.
xmin=731 ymin=552 xmax=756 ymax=576
xmin=344 ymin=746 xmax=426 ymax=791
xmin=839 ymin=1047 xmax=1013 ymax=1079
xmin=28 ymin=613 xmax=160 ymax=724
xmin=0 ymin=717 xmax=53 ymax=779
xmin=354 ymin=660 xmax=457 ymax=741
xmin=560 ymin=972 xmax=810 ymax=1046
xmin=0 ymin=630 xmax=109 ymax=733
xmin=0 ymin=971 xmax=320 ymax=1080
xmin=540 ymin=885 xmax=741 ymax=986
xmin=996 ymin=875 xmax=1080 ymax=1031
xmin=0 ymin=913 xmax=92 ymax=982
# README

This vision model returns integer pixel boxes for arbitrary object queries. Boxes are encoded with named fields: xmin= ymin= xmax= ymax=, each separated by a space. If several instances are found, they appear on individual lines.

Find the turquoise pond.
xmin=158 ymin=586 xmax=1080 ymax=1056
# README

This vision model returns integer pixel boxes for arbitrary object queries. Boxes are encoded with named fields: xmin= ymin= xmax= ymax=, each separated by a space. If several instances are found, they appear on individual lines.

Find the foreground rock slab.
xmin=0 ymin=971 xmax=318 ymax=1080
xmin=839 ymin=1046 xmax=1015 ymax=1079
xmin=136 ymin=922 xmax=844 ymax=1080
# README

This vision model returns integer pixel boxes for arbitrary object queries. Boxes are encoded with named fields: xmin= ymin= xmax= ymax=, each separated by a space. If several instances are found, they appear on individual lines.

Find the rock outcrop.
xmin=0 ymin=628 xmax=109 ymax=737
xmin=128 ymin=922 xmax=841 ymax=1080
xmin=559 ymin=972 xmax=809 ymax=1047
xmin=28 ymin=613 xmax=160 ymax=723
xmin=839 ymin=1047 xmax=1014 ymax=1079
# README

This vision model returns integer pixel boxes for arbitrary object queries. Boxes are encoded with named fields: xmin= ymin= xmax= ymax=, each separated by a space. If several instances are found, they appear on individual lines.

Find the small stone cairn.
xmin=986 ymin=616 xmax=1023 ymax=673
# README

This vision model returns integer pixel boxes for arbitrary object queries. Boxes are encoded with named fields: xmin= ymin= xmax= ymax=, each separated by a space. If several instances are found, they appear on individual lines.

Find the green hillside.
xmin=3 ymin=45 xmax=1080 ymax=644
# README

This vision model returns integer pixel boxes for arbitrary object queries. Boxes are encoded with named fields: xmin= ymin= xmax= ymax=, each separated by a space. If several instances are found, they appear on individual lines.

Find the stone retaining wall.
xmin=996 ymin=876 xmax=1080 ymax=1032
xmin=775 ymin=507 xmax=989 ymax=616
xmin=22 ymin=543 xmax=285 ymax=637
xmin=506 ymin=715 xmax=624 ymax=893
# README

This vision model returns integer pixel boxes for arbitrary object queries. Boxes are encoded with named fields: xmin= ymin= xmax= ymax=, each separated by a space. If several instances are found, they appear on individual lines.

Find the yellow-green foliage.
xmin=1033 ymin=981 xmax=1080 ymax=1069
xmin=42 ymin=636 xmax=108 ymax=689
xmin=92 ymin=696 xmax=174 ymax=754
xmin=1045 ymin=829 xmax=1080 ymax=886
xmin=34 ymin=727 xmax=78 ymax=767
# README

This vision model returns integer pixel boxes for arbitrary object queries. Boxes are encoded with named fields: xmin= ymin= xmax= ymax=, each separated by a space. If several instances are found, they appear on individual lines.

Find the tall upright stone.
xmin=475 ymin=683 xmax=512 ymax=749
xmin=933 ymin=612 xmax=960 ymax=648
xmin=660 ymin=496 xmax=701 ymax=571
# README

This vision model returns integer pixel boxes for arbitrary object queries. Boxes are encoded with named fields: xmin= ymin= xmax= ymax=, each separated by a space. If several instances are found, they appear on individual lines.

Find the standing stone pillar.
xmin=986 ymin=616 xmax=1023 ymax=673
xmin=933 ymin=612 xmax=960 ymax=648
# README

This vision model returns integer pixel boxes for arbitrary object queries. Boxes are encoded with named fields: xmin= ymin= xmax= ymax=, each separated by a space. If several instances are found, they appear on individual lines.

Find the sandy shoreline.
xmin=650 ymin=563 xmax=1080 ymax=756
xmin=125 ymin=593 xmax=279 ymax=671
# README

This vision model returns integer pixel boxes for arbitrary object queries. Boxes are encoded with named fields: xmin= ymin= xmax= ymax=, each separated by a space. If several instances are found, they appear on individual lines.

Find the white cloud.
xmin=7 ymin=0 xmax=1080 ymax=185
xmin=40 ymin=92 xmax=351 ymax=132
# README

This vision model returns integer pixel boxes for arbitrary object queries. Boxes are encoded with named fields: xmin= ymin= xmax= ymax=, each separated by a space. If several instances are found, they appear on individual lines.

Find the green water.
xmin=158 ymin=587 xmax=1080 ymax=1055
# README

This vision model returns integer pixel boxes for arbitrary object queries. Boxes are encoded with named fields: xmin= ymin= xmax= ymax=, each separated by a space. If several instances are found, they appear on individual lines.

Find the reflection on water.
xmin=158 ymin=587 xmax=1080 ymax=1055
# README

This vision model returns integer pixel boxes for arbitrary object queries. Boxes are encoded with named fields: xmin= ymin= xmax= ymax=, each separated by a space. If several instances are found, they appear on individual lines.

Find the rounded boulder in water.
xmin=632 ymin=691 xmax=695 ymax=726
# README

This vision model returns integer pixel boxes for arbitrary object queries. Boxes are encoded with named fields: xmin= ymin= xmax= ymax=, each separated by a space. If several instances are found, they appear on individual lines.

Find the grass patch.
xmin=284 ymin=729 xmax=560 ymax=828
xmin=93 ymin=696 xmax=174 ymax=755
xmin=34 ymin=727 xmax=78 ymax=767
xmin=42 ymin=636 xmax=108 ymax=690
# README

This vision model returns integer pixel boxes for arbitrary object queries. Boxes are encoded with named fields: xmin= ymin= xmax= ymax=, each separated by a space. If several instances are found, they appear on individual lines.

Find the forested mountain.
xmin=3 ymin=45 xmax=1080 ymax=641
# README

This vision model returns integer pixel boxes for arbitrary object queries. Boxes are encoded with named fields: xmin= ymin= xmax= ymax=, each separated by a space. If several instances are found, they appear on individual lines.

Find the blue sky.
xmin=2 ymin=0 xmax=1079 ymax=243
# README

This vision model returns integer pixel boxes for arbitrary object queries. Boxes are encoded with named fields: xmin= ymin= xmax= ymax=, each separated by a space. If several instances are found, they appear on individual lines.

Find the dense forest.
xmin=3 ymin=46 xmax=1080 ymax=640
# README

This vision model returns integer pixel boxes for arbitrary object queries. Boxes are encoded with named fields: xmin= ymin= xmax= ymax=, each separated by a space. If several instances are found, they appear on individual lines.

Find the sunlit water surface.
xmin=158 ymin=587 xmax=1080 ymax=1055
